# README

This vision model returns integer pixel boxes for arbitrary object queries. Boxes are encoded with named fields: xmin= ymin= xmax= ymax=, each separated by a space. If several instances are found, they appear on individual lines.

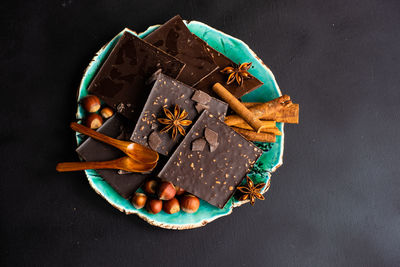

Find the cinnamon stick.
xmin=225 ymin=95 xmax=299 ymax=125
xmin=225 ymin=119 xmax=275 ymax=129
xmin=243 ymin=102 xmax=262 ymax=108
xmin=212 ymin=83 xmax=267 ymax=133
xmin=232 ymin=123 xmax=282 ymax=135
xmin=231 ymin=127 xmax=276 ymax=142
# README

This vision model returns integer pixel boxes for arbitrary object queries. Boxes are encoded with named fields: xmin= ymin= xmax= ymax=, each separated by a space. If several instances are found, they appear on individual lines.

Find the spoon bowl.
xmin=70 ymin=122 xmax=159 ymax=164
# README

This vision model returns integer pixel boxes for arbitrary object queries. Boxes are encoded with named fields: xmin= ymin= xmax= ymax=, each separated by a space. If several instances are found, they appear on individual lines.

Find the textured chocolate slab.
xmin=76 ymin=115 xmax=150 ymax=199
xmin=158 ymin=111 xmax=263 ymax=208
xmin=87 ymin=31 xmax=185 ymax=121
xmin=144 ymin=15 xmax=218 ymax=86
xmin=194 ymin=38 xmax=263 ymax=98
xmin=130 ymin=72 xmax=228 ymax=156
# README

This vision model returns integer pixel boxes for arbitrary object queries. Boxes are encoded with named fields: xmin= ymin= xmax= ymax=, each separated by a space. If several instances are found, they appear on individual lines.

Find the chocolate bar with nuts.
xmin=158 ymin=110 xmax=263 ymax=208
xmin=130 ymin=71 xmax=228 ymax=156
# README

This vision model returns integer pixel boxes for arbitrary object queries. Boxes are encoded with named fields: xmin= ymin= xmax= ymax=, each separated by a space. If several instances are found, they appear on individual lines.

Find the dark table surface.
xmin=1 ymin=0 xmax=399 ymax=266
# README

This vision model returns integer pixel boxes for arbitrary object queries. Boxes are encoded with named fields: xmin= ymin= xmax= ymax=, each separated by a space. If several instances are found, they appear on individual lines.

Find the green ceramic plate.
xmin=75 ymin=21 xmax=283 ymax=230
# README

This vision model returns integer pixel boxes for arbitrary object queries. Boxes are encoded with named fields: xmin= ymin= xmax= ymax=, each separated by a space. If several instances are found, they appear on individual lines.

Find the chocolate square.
xmin=158 ymin=111 xmax=263 ymax=208
xmin=130 ymin=72 xmax=228 ymax=156
xmin=87 ymin=31 xmax=185 ymax=121
xmin=194 ymin=38 xmax=263 ymax=98
xmin=144 ymin=15 xmax=218 ymax=86
xmin=76 ymin=115 xmax=150 ymax=199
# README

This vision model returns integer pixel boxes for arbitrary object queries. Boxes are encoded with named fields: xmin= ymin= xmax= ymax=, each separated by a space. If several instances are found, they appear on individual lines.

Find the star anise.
xmin=157 ymin=104 xmax=192 ymax=140
xmin=237 ymin=176 xmax=267 ymax=206
xmin=220 ymin=62 xmax=252 ymax=86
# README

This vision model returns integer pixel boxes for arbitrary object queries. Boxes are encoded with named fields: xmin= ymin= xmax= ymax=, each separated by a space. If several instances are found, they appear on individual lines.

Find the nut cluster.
xmin=80 ymin=95 xmax=114 ymax=129
xmin=131 ymin=179 xmax=200 ymax=215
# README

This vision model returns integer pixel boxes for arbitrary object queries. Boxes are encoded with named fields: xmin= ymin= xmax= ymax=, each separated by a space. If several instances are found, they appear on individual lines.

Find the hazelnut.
xmin=81 ymin=95 xmax=101 ymax=113
xmin=158 ymin=182 xmax=176 ymax=200
xmin=85 ymin=113 xmax=103 ymax=129
xmin=146 ymin=199 xmax=162 ymax=214
xmin=143 ymin=179 xmax=158 ymax=195
xmin=163 ymin=198 xmax=180 ymax=214
xmin=175 ymin=185 xmax=185 ymax=196
xmin=100 ymin=106 xmax=114 ymax=119
xmin=131 ymin=193 xmax=147 ymax=209
xmin=180 ymin=194 xmax=200 ymax=213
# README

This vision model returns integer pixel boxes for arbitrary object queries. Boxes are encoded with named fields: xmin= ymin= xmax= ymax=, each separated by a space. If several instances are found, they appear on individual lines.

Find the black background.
xmin=1 ymin=0 xmax=399 ymax=266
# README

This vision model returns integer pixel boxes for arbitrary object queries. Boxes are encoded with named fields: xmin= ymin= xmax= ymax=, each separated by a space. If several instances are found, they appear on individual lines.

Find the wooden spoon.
xmin=70 ymin=122 xmax=158 ymax=164
xmin=56 ymin=156 xmax=157 ymax=172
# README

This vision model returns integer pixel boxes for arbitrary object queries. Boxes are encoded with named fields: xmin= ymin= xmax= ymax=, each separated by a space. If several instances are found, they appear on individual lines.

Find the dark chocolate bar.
xmin=130 ymin=71 xmax=228 ymax=156
xmin=76 ymin=115 xmax=150 ymax=199
xmin=194 ymin=38 xmax=263 ymax=98
xmin=144 ymin=15 xmax=218 ymax=87
xmin=158 ymin=111 xmax=263 ymax=208
xmin=88 ymin=31 xmax=185 ymax=121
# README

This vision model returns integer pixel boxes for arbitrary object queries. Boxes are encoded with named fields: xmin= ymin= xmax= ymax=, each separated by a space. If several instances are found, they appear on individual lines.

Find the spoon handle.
xmin=56 ymin=157 xmax=157 ymax=172
xmin=70 ymin=122 xmax=125 ymax=149
xmin=56 ymin=160 xmax=120 ymax=172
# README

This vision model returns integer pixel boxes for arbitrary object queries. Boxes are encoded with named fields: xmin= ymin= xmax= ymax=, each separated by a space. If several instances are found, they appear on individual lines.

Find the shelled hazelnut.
xmin=163 ymin=198 xmax=180 ymax=214
xmin=100 ymin=107 xmax=114 ymax=119
xmin=175 ymin=186 xmax=185 ymax=196
xmin=146 ymin=199 xmax=162 ymax=214
xmin=139 ymin=180 xmax=199 ymax=215
xmin=85 ymin=113 xmax=103 ymax=129
xmin=143 ymin=179 xmax=158 ymax=195
xmin=180 ymin=194 xmax=200 ymax=213
xmin=81 ymin=95 xmax=101 ymax=113
xmin=158 ymin=181 xmax=176 ymax=200
xmin=131 ymin=193 xmax=147 ymax=209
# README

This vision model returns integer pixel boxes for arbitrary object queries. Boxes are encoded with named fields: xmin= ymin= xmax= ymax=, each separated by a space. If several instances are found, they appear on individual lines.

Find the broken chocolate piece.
xmin=191 ymin=138 xmax=206 ymax=152
xmin=158 ymin=110 xmax=263 ymax=208
xmin=209 ymin=143 xmax=219 ymax=153
xmin=87 ymin=31 xmax=185 ymax=121
xmin=194 ymin=103 xmax=209 ymax=113
xmin=144 ymin=15 xmax=218 ymax=86
xmin=130 ymin=72 xmax=228 ymax=156
xmin=76 ymin=115 xmax=150 ymax=199
xmin=194 ymin=38 xmax=263 ymax=98
xmin=204 ymin=127 xmax=218 ymax=150
xmin=148 ymin=131 xmax=161 ymax=150
xmin=191 ymin=90 xmax=211 ymax=105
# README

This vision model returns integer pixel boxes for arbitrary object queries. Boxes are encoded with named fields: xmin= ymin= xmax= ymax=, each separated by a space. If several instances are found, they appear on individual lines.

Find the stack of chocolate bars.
xmin=76 ymin=15 xmax=267 ymax=210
